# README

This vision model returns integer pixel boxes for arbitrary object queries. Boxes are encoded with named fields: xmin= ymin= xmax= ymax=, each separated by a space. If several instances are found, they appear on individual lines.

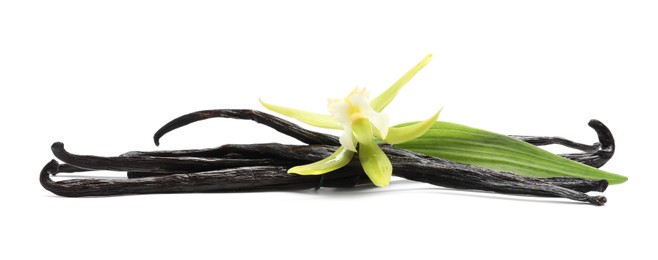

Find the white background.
xmin=1 ymin=1 xmax=657 ymax=259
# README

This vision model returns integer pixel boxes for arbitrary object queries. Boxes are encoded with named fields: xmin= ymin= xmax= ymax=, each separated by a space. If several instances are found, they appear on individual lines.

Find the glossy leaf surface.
xmin=395 ymin=121 xmax=628 ymax=184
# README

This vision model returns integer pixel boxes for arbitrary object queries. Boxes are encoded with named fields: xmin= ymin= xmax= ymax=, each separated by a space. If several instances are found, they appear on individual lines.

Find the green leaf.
xmin=260 ymin=99 xmax=343 ymax=129
xmin=370 ymin=54 xmax=432 ymax=112
xmin=394 ymin=121 xmax=628 ymax=184
xmin=359 ymin=140 xmax=393 ymax=187
xmin=288 ymin=147 xmax=355 ymax=175
xmin=385 ymin=108 xmax=442 ymax=144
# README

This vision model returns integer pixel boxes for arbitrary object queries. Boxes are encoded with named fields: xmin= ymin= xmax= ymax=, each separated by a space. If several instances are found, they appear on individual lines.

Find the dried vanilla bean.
xmin=43 ymin=142 xmax=608 ymax=205
xmin=153 ymin=109 xmax=339 ymax=146
xmin=51 ymin=142 xmax=293 ymax=174
xmin=41 ymin=160 xmax=368 ymax=197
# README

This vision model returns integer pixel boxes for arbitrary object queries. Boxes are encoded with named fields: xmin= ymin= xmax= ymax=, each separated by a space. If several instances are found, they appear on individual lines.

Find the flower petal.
xmin=288 ymin=146 xmax=355 ymax=175
xmin=260 ymin=99 xmax=343 ymax=129
xmin=358 ymin=140 xmax=393 ymax=187
xmin=370 ymin=54 xmax=432 ymax=112
xmin=351 ymin=117 xmax=374 ymax=145
xmin=385 ymin=108 xmax=442 ymax=144
xmin=327 ymin=97 xmax=352 ymax=127
xmin=366 ymin=110 xmax=389 ymax=139
xmin=339 ymin=126 xmax=357 ymax=152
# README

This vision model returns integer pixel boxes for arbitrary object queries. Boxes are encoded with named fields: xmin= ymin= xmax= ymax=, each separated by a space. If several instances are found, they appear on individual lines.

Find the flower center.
xmin=327 ymin=88 xmax=389 ymax=152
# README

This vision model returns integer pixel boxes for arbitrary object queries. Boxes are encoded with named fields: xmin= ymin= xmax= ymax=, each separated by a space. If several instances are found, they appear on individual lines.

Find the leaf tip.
xmin=424 ymin=53 xmax=433 ymax=62
xmin=609 ymin=175 xmax=628 ymax=185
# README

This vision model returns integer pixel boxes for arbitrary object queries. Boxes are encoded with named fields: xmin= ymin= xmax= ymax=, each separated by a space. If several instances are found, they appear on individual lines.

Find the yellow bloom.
xmin=327 ymin=87 xmax=389 ymax=152
xmin=260 ymin=54 xmax=440 ymax=186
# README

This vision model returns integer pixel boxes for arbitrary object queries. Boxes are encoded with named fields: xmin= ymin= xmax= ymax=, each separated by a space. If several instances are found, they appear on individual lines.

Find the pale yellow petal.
xmin=370 ymin=54 xmax=432 ymax=112
xmin=351 ymin=117 xmax=374 ymax=145
xmin=260 ymin=99 xmax=343 ymax=129
xmin=366 ymin=111 xmax=389 ymax=139
xmin=358 ymin=140 xmax=393 ymax=187
xmin=385 ymin=108 xmax=442 ymax=144
xmin=288 ymin=147 xmax=355 ymax=175
xmin=339 ymin=126 xmax=357 ymax=152
xmin=327 ymin=97 xmax=351 ymax=127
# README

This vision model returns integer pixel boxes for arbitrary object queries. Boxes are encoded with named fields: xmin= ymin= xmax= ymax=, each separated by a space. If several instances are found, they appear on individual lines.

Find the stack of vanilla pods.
xmin=40 ymin=109 xmax=613 ymax=205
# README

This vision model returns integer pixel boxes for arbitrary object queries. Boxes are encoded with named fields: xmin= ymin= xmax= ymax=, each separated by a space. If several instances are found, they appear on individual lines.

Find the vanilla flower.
xmin=260 ymin=54 xmax=440 ymax=186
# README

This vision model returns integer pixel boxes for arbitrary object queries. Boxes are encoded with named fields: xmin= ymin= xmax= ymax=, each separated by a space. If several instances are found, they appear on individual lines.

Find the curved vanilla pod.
xmin=512 ymin=119 xmax=614 ymax=168
xmin=395 ymin=121 xmax=627 ymax=184
xmin=153 ymin=109 xmax=339 ymax=146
